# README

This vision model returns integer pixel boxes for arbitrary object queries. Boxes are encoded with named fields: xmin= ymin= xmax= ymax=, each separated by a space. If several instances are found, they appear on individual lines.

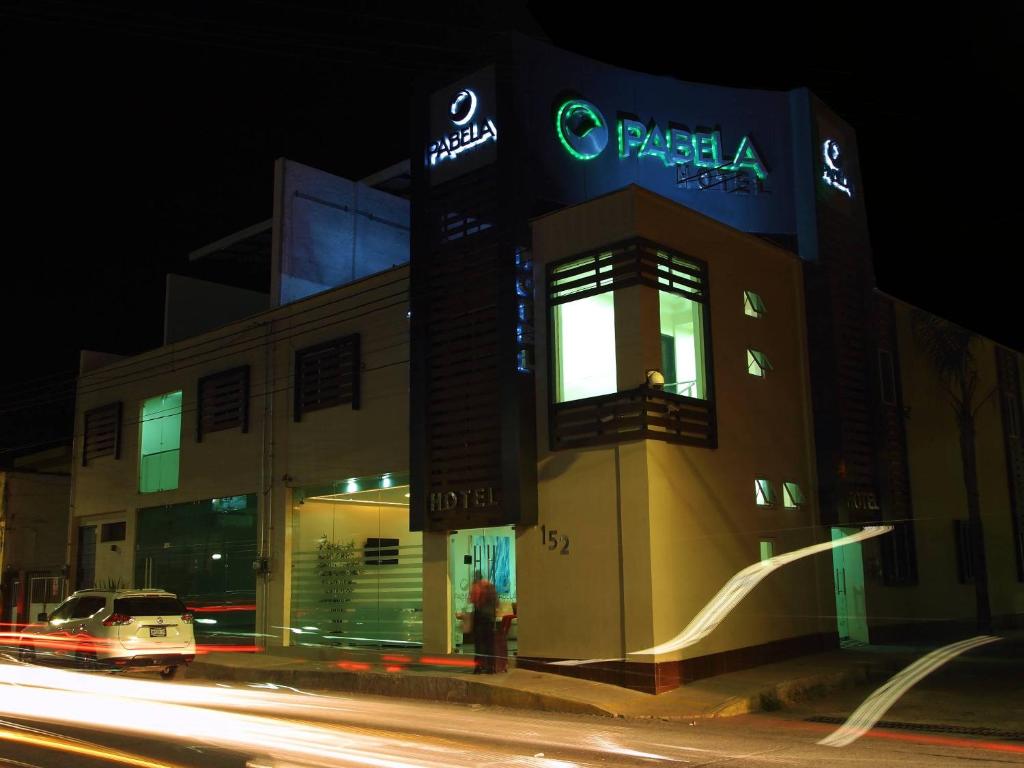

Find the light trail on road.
xmin=817 ymin=634 xmax=1003 ymax=748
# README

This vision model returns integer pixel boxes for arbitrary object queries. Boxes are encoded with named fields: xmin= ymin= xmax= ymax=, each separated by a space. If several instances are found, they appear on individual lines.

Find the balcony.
xmin=550 ymin=386 xmax=717 ymax=451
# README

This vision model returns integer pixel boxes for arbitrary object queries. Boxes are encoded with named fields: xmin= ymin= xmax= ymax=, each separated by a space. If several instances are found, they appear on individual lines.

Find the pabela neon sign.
xmin=429 ymin=88 xmax=497 ymax=166
xmin=555 ymin=98 xmax=767 ymax=181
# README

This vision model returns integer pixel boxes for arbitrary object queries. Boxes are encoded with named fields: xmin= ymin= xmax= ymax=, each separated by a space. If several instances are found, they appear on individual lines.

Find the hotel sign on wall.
xmin=554 ymin=97 xmax=769 ymax=192
xmin=427 ymin=66 xmax=498 ymax=186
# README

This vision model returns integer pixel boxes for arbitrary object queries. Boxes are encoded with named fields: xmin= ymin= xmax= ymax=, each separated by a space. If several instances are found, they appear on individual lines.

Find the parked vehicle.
xmin=18 ymin=588 xmax=195 ymax=679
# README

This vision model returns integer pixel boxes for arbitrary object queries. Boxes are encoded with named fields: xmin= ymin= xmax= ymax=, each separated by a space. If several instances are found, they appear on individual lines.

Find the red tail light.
xmin=181 ymin=613 xmax=193 ymax=624
xmin=102 ymin=613 xmax=133 ymax=626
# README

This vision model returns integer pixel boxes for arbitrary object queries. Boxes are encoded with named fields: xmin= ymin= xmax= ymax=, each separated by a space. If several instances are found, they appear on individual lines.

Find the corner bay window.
xmin=548 ymin=239 xmax=715 ymax=449
xmin=139 ymin=391 xmax=182 ymax=493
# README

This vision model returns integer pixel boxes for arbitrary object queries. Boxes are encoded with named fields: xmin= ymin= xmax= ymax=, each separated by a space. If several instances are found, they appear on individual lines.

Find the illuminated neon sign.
xmin=554 ymin=98 xmax=768 ymax=181
xmin=821 ymin=138 xmax=852 ymax=197
xmin=428 ymin=88 xmax=497 ymax=166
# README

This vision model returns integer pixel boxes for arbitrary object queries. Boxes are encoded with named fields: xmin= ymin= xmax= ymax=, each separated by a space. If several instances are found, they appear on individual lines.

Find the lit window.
xmin=759 ymin=540 xmax=775 ymax=562
xmin=747 ymin=349 xmax=772 ymax=377
xmin=139 ymin=391 xmax=182 ymax=493
xmin=660 ymin=290 xmax=706 ymax=399
xmin=743 ymin=290 xmax=765 ymax=318
xmin=553 ymin=291 xmax=617 ymax=402
xmin=782 ymin=482 xmax=804 ymax=509
xmin=755 ymin=478 xmax=775 ymax=507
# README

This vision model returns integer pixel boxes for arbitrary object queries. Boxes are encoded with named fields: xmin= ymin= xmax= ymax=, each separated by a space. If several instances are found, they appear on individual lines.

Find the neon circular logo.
xmin=555 ymin=99 xmax=608 ymax=161
xmin=450 ymin=89 xmax=478 ymax=126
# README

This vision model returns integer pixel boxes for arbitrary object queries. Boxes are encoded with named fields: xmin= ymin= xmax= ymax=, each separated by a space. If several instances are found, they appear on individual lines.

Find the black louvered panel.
xmin=82 ymin=402 xmax=122 ymax=466
xmin=197 ymin=366 xmax=250 ymax=442
xmin=547 ymin=238 xmax=706 ymax=307
xmin=294 ymin=335 xmax=360 ymax=421
xmin=420 ymin=170 xmax=505 ymax=529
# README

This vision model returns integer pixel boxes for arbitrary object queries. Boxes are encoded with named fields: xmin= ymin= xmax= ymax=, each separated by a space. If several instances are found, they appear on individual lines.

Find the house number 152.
xmin=540 ymin=525 xmax=569 ymax=555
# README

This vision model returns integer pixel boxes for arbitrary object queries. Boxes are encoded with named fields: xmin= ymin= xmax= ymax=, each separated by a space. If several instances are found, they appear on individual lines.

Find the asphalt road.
xmin=2 ymin=658 xmax=1021 ymax=768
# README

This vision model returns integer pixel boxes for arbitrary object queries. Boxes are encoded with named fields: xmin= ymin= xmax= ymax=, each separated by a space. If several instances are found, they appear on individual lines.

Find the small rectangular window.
xmin=139 ymin=391 xmax=182 ymax=493
xmin=294 ymin=335 xmax=361 ymax=421
xmin=83 ymin=402 xmax=122 ymax=466
xmin=197 ymin=366 xmax=250 ymax=441
xmin=878 ymin=350 xmax=897 ymax=405
xmin=100 ymin=522 xmax=126 ymax=542
xmin=755 ymin=478 xmax=775 ymax=507
xmin=783 ymin=482 xmax=804 ymax=509
xmin=954 ymin=519 xmax=976 ymax=584
xmin=747 ymin=349 xmax=772 ymax=377
xmin=759 ymin=540 xmax=775 ymax=561
xmin=743 ymin=290 xmax=766 ymax=318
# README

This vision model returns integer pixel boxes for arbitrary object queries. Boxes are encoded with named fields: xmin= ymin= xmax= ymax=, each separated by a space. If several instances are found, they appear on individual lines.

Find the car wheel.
xmin=159 ymin=665 xmax=182 ymax=681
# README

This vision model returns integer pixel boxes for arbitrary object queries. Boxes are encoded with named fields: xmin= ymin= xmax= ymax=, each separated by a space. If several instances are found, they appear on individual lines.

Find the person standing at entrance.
xmin=469 ymin=570 xmax=497 ymax=674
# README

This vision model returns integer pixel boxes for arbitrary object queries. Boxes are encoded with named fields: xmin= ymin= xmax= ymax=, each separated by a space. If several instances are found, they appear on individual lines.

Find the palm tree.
xmin=911 ymin=310 xmax=993 ymax=632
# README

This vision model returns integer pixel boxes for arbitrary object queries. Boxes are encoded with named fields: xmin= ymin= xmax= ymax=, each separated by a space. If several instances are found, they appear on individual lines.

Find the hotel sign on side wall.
xmin=427 ymin=66 xmax=498 ymax=186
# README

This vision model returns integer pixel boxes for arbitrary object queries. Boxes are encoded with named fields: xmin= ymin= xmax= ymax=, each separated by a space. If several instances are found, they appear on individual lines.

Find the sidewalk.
xmin=186 ymin=643 xmax=890 ymax=721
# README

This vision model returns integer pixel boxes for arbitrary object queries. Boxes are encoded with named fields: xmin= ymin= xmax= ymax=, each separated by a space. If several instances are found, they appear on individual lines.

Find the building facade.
xmin=65 ymin=37 xmax=1024 ymax=692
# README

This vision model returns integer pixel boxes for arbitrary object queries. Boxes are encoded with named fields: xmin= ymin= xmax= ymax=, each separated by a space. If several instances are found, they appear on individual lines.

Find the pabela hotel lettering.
xmin=428 ymin=88 xmax=497 ymax=166
xmin=555 ymin=97 xmax=768 ymax=182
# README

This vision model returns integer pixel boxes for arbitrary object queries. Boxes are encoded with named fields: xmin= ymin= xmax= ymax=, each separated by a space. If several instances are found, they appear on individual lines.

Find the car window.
xmin=113 ymin=597 xmax=186 ymax=616
xmin=70 ymin=596 xmax=107 ymax=619
xmin=48 ymin=598 xmax=78 ymax=621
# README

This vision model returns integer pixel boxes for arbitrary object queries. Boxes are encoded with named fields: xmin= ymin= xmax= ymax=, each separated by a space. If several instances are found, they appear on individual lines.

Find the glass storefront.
xmin=135 ymin=494 xmax=258 ymax=645
xmin=290 ymin=473 xmax=422 ymax=648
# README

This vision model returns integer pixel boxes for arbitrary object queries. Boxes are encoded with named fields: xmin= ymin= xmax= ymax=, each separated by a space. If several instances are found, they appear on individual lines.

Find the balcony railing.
xmin=550 ymin=386 xmax=717 ymax=451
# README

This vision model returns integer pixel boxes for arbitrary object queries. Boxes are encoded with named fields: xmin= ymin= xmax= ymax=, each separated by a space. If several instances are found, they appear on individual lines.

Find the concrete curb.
xmin=188 ymin=661 xmax=618 ymax=718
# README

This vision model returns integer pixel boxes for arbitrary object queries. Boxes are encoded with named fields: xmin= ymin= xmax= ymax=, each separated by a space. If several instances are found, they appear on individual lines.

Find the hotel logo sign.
xmin=428 ymin=88 xmax=498 ymax=167
xmin=554 ymin=95 xmax=768 ymax=187
xmin=821 ymin=138 xmax=852 ymax=197
xmin=428 ymin=66 xmax=498 ymax=185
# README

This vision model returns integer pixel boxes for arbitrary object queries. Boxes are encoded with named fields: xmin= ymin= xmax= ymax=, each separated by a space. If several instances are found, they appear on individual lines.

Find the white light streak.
xmin=817 ymin=634 xmax=1002 ymax=747
xmin=630 ymin=526 xmax=893 ymax=656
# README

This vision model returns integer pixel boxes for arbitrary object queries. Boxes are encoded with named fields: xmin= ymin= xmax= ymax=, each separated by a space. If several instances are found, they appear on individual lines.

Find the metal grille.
xmin=547 ymin=239 xmax=705 ymax=306
xmin=294 ymin=335 xmax=361 ymax=421
xmin=82 ymin=402 xmax=121 ymax=466
xmin=197 ymin=365 xmax=250 ymax=441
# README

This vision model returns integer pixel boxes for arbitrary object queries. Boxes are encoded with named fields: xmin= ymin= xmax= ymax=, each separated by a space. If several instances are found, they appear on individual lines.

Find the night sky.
xmin=0 ymin=3 xmax=1014 ymax=461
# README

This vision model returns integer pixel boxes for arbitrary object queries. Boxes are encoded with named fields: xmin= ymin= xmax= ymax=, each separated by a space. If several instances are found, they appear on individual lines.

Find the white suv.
xmin=19 ymin=588 xmax=195 ymax=679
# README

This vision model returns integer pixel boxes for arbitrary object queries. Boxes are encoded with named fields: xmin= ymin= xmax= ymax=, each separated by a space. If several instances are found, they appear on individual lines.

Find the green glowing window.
xmin=139 ymin=391 xmax=182 ymax=493
xmin=659 ymin=290 xmax=706 ymax=399
xmin=743 ymin=290 xmax=766 ymax=318
xmin=782 ymin=482 xmax=804 ymax=509
xmin=747 ymin=349 xmax=772 ymax=377
xmin=755 ymin=478 xmax=775 ymax=507
xmin=553 ymin=292 xmax=616 ymax=402
xmin=759 ymin=540 xmax=775 ymax=562
xmin=550 ymin=253 xmax=617 ymax=403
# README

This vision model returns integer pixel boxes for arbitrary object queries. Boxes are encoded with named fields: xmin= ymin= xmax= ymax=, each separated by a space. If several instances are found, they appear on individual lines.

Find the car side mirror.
xmin=37 ymin=612 xmax=49 ymax=622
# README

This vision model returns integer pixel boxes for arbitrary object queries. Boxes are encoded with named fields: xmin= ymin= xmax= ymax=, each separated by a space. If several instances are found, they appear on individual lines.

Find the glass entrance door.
xmin=448 ymin=526 xmax=517 ymax=650
xmin=831 ymin=527 xmax=869 ymax=646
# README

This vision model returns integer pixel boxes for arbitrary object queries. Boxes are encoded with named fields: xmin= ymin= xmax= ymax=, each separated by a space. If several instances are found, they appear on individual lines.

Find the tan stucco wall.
xmin=866 ymin=302 xmax=1024 ymax=627
xmin=523 ymin=187 xmax=828 ymax=664
xmin=70 ymin=267 xmax=411 ymax=645
xmin=0 ymin=471 xmax=69 ymax=573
